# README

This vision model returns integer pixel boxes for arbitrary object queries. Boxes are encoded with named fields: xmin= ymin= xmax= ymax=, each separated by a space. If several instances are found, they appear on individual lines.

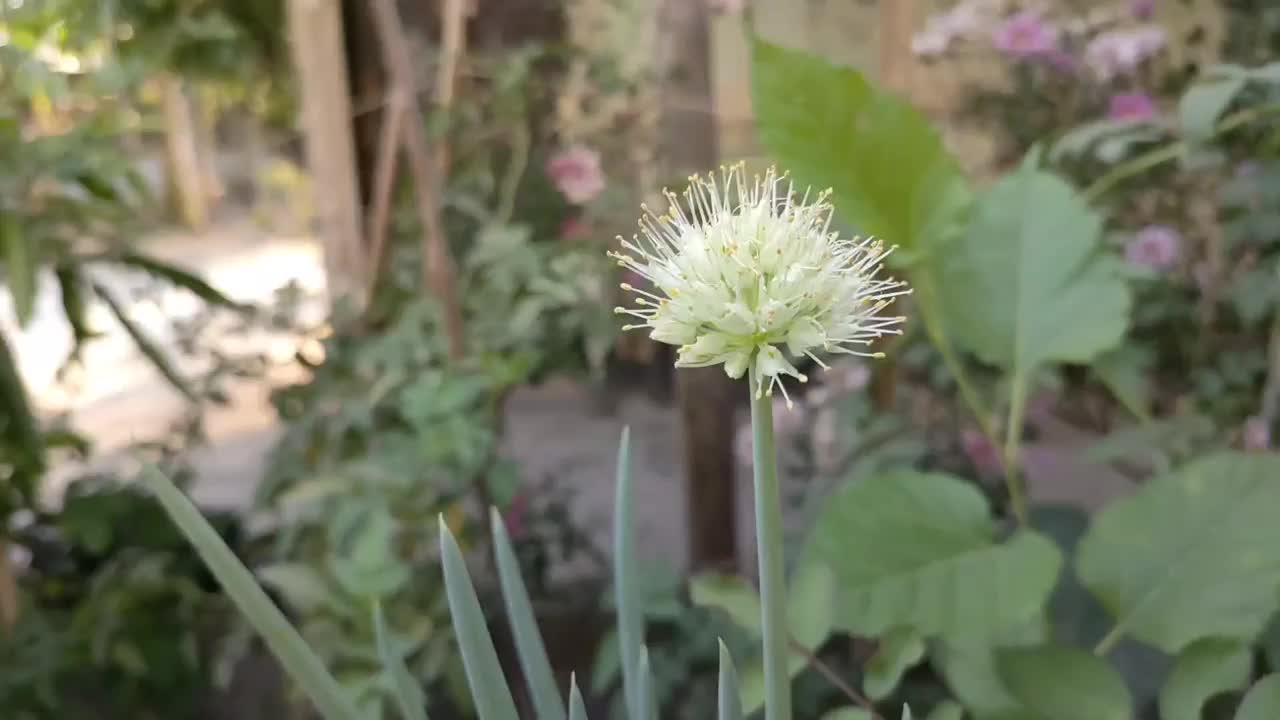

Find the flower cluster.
xmin=1125 ymin=224 xmax=1182 ymax=272
xmin=611 ymin=165 xmax=908 ymax=404
xmin=546 ymin=145 xmax=606 ymax=204
xmin=1084 ymin=25 xmax=1166 ymax=81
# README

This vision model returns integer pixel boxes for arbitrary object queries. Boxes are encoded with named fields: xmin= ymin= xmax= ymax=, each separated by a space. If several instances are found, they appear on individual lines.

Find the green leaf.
xmin=717 ymin=640 xmax=743 ymax=720
xmin=1092 ymin=346 xmax=1152 ymax=421
xmin=569 ymin=674 xmax=589 ymax=720
xmin=373 ymin=602 xmax=429 ymax=720
xmin=788 ymin=561 xmax=834 ymax=649
xmin=941 ymin=167 xmax=1130 ymax=376
xmin=439 ymin=521 xmax=520 ymax=720
xmin=55 ymin=263 xmax=97 ymax=352
xmin=614 ymin=428 xmax=644 ymax=720
xmin=749 ymin=37 xmax=969 ymax=262
xmin=931 ymin=619 xmax=1046 ymax=718
xmin=2 ymin=214 xmax=37 ymax=327
xmin=1179 ymin=76 xmax=1247 ymax=142
xmin=690 ymin=573 xmax=761 ymax=634
xmin=0 ymin=325 xmax=46 ymax=491
xmin=1262 ymin=613 xmax=1280 ymax=673
xmin=1158 ymin=638 xmax=1251 ymax=720
xmin=257 ymin=562 xmax=340 ymax=614
xmin=142 ymin=467 xmax=359 ymax=720
xmin=996 ymin=644 xmax=1132 ymax=720
xmin=804 ymin=470 xmax=1061 ymax=642
xmin=1077 ymin=452 xmax=1280 ymax=653
xmin=865 ymin=627 xmax=926 ymax=701
xmin=107 ymin=250 xmax=249 ymax=312
xmin=491 ymin=506 xmax=566 ymax=720
xmin=1237 ymin=675 xmax=1280 ymax=720
xmin=925 ymin=701 xmax=964 ymax=720
xmin=92 ymin=281 xmax=197 ymax=402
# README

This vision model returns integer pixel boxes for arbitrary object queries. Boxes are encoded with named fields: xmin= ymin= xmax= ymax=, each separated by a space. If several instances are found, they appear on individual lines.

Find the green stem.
xmin=1002 ymin=379 xmax=1030 ymax=526
xmin=917 ymin=286 xmax=997 ymax=442
xmin=1083 ymin=102 xmax=1280 ymax=204
xmin=1093 ymin=622 xmax=1126 ymax=657
xmin=750 ymin=364 xmax=791 ymax=720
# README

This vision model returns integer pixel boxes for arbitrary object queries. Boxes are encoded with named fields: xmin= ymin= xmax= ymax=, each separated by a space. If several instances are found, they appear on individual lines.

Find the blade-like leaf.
xmin=717 ymin=640 xmax=743 ymax=720
xmin=373 ymin=602 xmax=429 ymax=720
xmin=864 ymin=627 xmax=926 ymax=701
xmin=1237 ymin=675 xmax=1280 ymax=720
xmin=636 ymin=645 xmax=654 ymax=720
xmin=439 ymin=520 xmax=519 ymax=720
xmin=55 ymin=263 xmax=97 ymax=350
xmin=941 ymin=166 xmax=1130 ymax=378
xmin=2 ymin=213 xmax=37 ymax=327
xmin=1159 ymin=638 xmax=1251 ymax=720
xmin=1077 ymin=452 xmax=1280 ymax=653
xmin=491 ymin=506 xmax=565 ymax=720
xmin=107 ymin=250 xmax=249 ymax=312
xmin=569 ymin=674 xmax=589 ymax=720
xmin=92 ymin=281 xmax=197 ymax=401
xmin=804 ymin=470 xmax=1061 ymax=642
xmin=996 ymin=644 xmax=1132 ymax=720
xmin=142 ymin=467 xmax=359 ymax=720
xmin=0 ymin=325 xmax=45 ymax=482
xmin=614 ymin=428 xmax=644 ymax=720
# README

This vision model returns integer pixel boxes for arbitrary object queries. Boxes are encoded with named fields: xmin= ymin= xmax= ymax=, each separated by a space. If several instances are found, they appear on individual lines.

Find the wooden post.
xmin=367 ymin=0 xmax=468 ymax=360
xmin=287 ymin=0 xmax=366 ymax=305
xmin=161 ymin=75 xmax=210 ymax=232
xmin=661 ymin=0 xmax=739 ymax=573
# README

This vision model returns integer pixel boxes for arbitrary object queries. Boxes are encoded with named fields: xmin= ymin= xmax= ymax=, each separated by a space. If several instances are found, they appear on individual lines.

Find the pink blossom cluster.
xmin=1084 ymin=25 xmax=1167 ymax=81
xmin=1125 ymin=225 xmax=1181 ymax=272
xmin=545 ymin=145 xmax=606 ymax=205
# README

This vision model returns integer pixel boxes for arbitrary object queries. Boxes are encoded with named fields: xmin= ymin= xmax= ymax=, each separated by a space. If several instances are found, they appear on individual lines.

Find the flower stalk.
xmin=750 ymin=360 xmax=791 ymax=720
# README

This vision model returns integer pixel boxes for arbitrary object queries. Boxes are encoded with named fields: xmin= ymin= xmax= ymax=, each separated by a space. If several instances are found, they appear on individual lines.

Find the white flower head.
xmin=610 ymin=164 xmax=910 ymax=407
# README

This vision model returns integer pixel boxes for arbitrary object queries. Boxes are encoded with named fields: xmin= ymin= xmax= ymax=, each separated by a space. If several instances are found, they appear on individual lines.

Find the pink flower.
xmin=1131 ymin=0 xmax=1156 ymax=20
xmin=1085 ymin=26 xmax=1166 ymax=80
xmin=1108 ymin=91 xmax=1158 ymax=122
xmin=546 ymin=146 xmax=606 ymax=204
xmin=559 ymin=216 xmax=591 ymax=240
xmin=961 ymin=429 xmax=1003 ymax=477
xmin=1044 ymin=48 xmax=1080 ymax=74
xmin=992 ymin=11 xmax=1060 ymax=60
xmin=1244 ymin=416 xmax=1271 ymax=451
xmin=1125 ymin=225 xmax=1181 ymax=272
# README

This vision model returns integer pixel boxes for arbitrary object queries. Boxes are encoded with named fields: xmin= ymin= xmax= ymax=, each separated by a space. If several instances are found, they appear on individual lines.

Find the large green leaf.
xmin=1179 ymin=72 xmax=1247 ymax=142
xmin=1237 ymin=675 xmax=1280 ymax=720
xmin=1158 ymin=638 xmax=1251 ymax=720
xmin=1077 ymin=453 xmax=1280 ymax=653
xmin=749 ymin=37 xmax=970 ymax=263
xmin=996 ymin=644 xmax=1131 ymax=720
xmin=804 ymin=470 xmax=1061 ymax=642
xmin=941 ymin=167 xmax=1130 ymax=376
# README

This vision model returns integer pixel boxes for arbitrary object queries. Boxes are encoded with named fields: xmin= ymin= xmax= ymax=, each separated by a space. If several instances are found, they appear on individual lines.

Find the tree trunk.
xmin=161 ymin=75 xmax=210 ymax=232
xmin=660 ymin=0 xmax=738 ymax=573
xmin=287 ymin=0 xmax=366 ymax=305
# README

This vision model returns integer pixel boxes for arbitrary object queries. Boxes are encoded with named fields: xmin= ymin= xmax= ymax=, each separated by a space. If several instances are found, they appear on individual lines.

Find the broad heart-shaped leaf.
xmin=996 ymin=644 xmax=1132 ymax=720
xmin=749 ymin=37 xmax=970 ymax=263
xmin=1032 ymin=505 xmax=1172 ymax=708
xmin=804 ymin=470 xmax=1061 ymax=643
xmin=1159 ymin=638 xmax=1251 ymax=720
xmin=942 ymin=167 xmax=1130 ymax=376
xmin=1237 ymin=675 xmax=1280 ymax=720
xmin=1077 ymin=452 xmax=1280 ymax=653
xmin=1179 ymin=74 xmax=1247 ymax=142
